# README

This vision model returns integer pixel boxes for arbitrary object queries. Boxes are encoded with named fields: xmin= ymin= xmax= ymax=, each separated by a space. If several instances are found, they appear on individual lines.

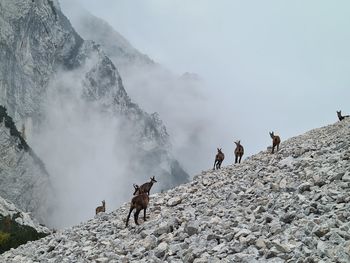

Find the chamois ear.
xmin=151 ymin=176 xmax=157 ymax=182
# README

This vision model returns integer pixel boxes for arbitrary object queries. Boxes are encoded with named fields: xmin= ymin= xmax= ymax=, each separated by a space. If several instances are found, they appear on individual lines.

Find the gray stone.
xmin=342 ymin=172 xmax=350 ymax=182
xmin=154 ymin=242 xmax=168 ymax=258
xmin=141 ymin=235 xmax=157 ymax=250
xmin=167 ymin=197 xmax=182 ymax=207
xmin=185 ymin=223 xmax=199 ymax=236
xmin=298 ymin=182 xmax=312 ymax=193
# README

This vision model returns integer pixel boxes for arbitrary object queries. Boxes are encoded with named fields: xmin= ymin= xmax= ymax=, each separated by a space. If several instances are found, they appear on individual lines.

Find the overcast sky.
xmin=66 ymin=0 xmax=350 ymax=167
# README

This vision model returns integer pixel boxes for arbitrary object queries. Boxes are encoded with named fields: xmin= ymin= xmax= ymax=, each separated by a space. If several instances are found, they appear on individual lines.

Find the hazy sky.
xmin=67 ymin=0 xmax=350 ymax=165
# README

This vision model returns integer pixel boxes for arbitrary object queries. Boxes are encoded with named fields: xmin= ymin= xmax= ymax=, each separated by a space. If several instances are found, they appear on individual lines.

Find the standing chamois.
xmin=213 ymin=148 xmax=225 ymax=170
xmin=95 ymin=200 xmax=105 ymax=215
xmin=126 ymin=185 xmax=149 ymax=227
xmin=135 ymin=176 xmax=157 ymax=196
xmin=269 ymin=131 xmax=281 ymax=154
xmin=337 ymin=110 xmax=349 ymax=121
xmin=234 ymin=140 xmax=244 ymax=164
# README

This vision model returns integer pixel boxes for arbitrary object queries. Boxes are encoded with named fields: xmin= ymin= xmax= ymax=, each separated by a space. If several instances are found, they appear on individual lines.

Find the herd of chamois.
xmin=95 ymin=110 xmax=348 ymax=227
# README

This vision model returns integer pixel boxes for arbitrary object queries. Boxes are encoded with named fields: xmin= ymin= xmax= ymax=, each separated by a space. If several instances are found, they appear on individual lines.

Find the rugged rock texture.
xmin=0 ymin=195 xmax=50 ymax=254
xmin=0 ymin=106 xmax=51 ymax=223
xmin=2 ymin=119 xmax=349 ymax=262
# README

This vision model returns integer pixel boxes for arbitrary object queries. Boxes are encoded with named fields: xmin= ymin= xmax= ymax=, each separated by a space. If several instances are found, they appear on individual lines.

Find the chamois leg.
xmin=143 ymin=208 xmax=147 ymax=221
xmin=272 ymin=145 xmax=275 ymax=154
xmin=277 ymin=144 xmax=279 ymax=152
xmin=126 ymin=207 xmax=134 ymax=227
xmin=235 ymin=155 xmax=238 ymax=164
xmin=134 ymin=209 xmax=141 ymax=225
xmin=213 ymin=160 xmax=217 ymax=170
xmin=218 ymin=161 xmax=221 ymax=169
xmin=239 ymin=156 xmax=242 ymax=163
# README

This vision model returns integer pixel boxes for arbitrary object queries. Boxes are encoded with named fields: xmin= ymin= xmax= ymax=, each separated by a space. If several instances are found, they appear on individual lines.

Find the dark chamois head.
xmin=133 ymin=184 xmax=140 ymax=195
xmin=102 ymin=200 xmax=105 ymax=206
xmin=234 ymin=140 xmax=241 ymax=146
xmin=150 ymin=176 xmax=157 ymax=184
xmin=217 ymin=148 xmax=223 ymax=154
xmin=337 ymin=111 xmax=342 ymax=117
xmin=269 ymin=132 xmax=275 ymax=139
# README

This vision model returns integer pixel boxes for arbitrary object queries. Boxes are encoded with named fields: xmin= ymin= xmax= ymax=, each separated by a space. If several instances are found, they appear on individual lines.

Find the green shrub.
xmin=0 ymin=232 xmax=10 ymax=246
xmin=0 ymin=215 xmax=48 ymax=254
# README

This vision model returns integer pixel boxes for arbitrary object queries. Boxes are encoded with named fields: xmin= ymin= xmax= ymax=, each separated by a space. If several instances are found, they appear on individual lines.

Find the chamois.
xmin=234 ymin=140 xmax=244 ymax=164
xmin=95 ymin=200 xmax=105 ymax=215
xmin=213 ymin=148 xmax=225 ymax=170
xmin=337 ymin=110 xmax=349 ymax=121
xmin=269 ymin=131 xmax=281 ymax=154
xmin=126 ymin=185 xmax=149 ymax=227
xmin=137 ymin=176 xmax=157 ymax=196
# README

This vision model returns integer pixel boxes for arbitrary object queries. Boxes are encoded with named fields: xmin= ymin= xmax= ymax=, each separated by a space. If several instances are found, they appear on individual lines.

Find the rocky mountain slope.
xmin=0 ymin=106 xmax=52 ymax=224
xmin=0 ymin=195 xmax=50 ymax=253
xmin=2 ymin=119 xmax=349 ymax=262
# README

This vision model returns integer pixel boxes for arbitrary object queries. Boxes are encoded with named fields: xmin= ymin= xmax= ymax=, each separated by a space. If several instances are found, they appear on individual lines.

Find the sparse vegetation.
xmin=0 ymin=215 xmax=48 ymax=254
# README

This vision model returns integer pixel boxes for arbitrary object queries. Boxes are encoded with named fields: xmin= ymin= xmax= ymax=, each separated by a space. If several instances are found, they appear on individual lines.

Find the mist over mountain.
xmin=60 ymin=0 xmax=218 ymax=175
xmin=0 ymin=0 xmax=188 ymax=228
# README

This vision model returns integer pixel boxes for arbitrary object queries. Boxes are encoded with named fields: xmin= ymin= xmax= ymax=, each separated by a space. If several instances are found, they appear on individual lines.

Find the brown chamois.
xmin=126 ymin=185 xmax=149 ymax=227
xmin=269 ymin=131 xmax=281 ymax=154
xmin=136 ymin=176 xmax=157 ymax=196
xmin=95 ymin=200 xmax=105 ymax=215
xmin=234 ymin=140 xmax=244 ymax=164
xmin=337 ymin=110 xmax=349 ymax=121
xmin=213 ymin=148 xmax=225 ymax=170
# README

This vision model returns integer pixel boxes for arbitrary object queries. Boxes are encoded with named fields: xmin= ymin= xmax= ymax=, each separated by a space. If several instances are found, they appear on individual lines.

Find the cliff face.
xmin=2 ymin=119 xmax=349 ymax=262
xmin=0 ymin=0 xmax=188 ymax=227
xmin=0 ymin=106 xmax=51 ymax=224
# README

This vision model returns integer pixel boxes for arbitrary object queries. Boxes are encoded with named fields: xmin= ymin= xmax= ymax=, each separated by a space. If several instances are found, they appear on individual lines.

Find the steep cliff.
xmin=0 ymin=106 xmax=51 ymax=224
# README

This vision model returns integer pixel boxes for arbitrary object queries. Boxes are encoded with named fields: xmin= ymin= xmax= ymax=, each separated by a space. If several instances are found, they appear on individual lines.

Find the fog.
xmin=60 ymin=0 xmax=350 ymax=177
xmin=30 ymin=56 xmax=177 ymax=227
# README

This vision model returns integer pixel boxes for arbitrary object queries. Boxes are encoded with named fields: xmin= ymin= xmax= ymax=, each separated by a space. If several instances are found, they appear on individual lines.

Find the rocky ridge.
xmin=1 ymin=119 xmax=350 ymax=262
